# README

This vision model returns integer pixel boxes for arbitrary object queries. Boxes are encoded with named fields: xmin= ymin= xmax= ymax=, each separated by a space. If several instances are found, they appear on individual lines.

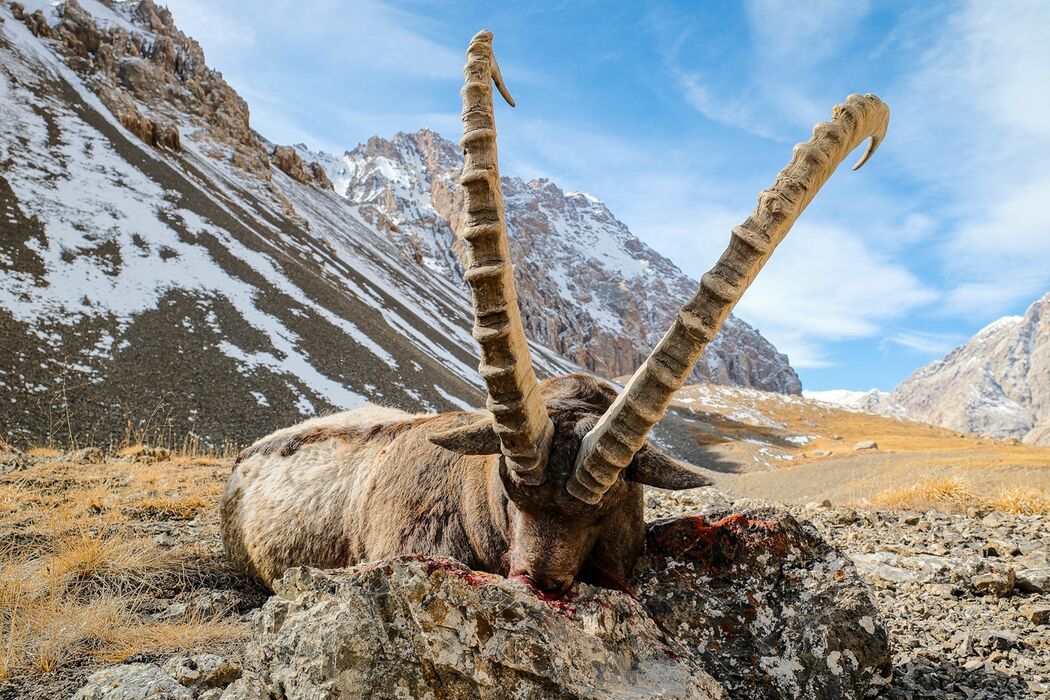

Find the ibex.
xmin=220 ymin=31 xmax=889 ymax=596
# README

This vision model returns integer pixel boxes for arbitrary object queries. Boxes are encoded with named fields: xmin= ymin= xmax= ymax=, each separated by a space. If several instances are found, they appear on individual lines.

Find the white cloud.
xmin=675 ymin=73 xmax=781 ymax=140
xmin=732 ymin=223 xmax=937 ymax=368
xmin=164 ymin=0 xmax=462 ymax=80
xmin=745 ymin=0 xmax=871 ymax=67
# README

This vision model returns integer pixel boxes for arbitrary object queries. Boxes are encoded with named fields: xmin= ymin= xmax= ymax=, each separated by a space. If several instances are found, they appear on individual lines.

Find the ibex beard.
xmin=220 ymin=30 xmax=889 ymax=597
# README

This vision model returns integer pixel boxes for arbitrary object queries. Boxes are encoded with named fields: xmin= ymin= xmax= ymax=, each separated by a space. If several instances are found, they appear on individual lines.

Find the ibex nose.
xmin=531 ymin=573 xmax=572 ymax=597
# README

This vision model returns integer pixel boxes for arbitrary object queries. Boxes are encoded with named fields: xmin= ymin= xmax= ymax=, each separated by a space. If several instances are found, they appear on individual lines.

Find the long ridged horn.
xmin=459 ymin=30 xmax=553 ymax=484
xmin=568 ymin=93 xmax=891 ymax=504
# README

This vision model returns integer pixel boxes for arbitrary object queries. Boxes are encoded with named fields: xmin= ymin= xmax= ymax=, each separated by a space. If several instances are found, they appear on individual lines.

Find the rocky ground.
xmin=2 ymin=447 xmax=1047 ymax=698
xmin=651 ymin=491 xmax=1050 ymax=698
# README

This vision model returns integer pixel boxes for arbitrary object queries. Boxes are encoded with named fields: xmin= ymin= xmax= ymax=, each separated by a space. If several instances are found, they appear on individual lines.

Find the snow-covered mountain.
xmin=0 ymin=0 xmax=578 ymax=446
xmin=803 ymin=389 xmax=894 ymax=415
xmin=0 ymin=0 xmax=798 ymax=447
xmin=813 ymin=293 xmax=1050 ymax=446
xmin=303 ymin=130 xmax=802 ymax=394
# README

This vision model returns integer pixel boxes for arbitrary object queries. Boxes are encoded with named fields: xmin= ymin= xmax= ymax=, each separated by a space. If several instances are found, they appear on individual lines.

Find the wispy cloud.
xmin=674 ymin=73 xmax=781 ymax=140
xmin=887 ymin=0 xmax=1050 ymax=319
xmin=880 ymin=330 xmax=965 ymax=355
xmin=162 ymin=0 xmax=466 ymax=149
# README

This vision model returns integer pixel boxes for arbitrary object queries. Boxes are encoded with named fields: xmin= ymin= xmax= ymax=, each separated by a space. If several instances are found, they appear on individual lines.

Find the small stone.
xmin=977 ymin=629 xmax=1018 ymax=650
xmin=830 ymin=508 xmax=859 ymax=525
xmin=852 ymin=440 xmax=878 ymax=451
xmin=154 ymin=533 xmax=176 ymax=547
xmin=982 ymin=539 xmax=1021 ymax=557
xmin=189 ymin=590 xmax=241 ymax=618
xmin=162 ymin=654 xmax=241 ymax=689
xmin=981 ymin=513 xmax=1003 ymax=528
xmin=66 ymin=447 xmax=105 ymax=463
xmin=119 ymin=444 xmax=172 ymax=463
xmin=154 ymin=602 xmax=188 ymax=621
xmin=811 ymin=449 xmax=832 ymax=458
xmin=963 ymin=657 xmax=985 ymax=671
xmin=972 ymin=569 xmax=1015 ymax=597
xmin=1020 ymin=605 xmax=1050 ymax=624
xmin=1016 ymin=568 xmax=1050 ymax=594
xmin=903 ymin=514 xmax=921 ymax=526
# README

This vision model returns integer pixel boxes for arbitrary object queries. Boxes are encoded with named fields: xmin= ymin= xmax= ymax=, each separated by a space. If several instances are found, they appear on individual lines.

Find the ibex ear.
xmin=626 ymin=446 xmax=713 ymax=490
xmin=429 ymin=418 xmax=502 ymax=455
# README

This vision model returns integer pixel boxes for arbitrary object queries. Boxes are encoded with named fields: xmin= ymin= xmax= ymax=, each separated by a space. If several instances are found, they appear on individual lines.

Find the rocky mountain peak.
xmin=818 ymin=292 xmax=1050 ymax=445
xmin=328 ymin=128 xmax=802 ymax=394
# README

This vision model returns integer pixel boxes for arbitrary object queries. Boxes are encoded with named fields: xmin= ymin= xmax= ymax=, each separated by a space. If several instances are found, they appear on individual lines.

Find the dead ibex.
xmin=220 ymin=30 xmax=889 ymax=595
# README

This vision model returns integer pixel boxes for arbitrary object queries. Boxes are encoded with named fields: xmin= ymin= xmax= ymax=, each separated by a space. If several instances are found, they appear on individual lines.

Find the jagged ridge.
xmin=302 ymin=130 xmax=802 ymax=395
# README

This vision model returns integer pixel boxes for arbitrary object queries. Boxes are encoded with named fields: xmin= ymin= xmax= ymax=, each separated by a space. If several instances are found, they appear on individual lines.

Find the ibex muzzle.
xmin=220 ymin=30 xmax=890 ymax=596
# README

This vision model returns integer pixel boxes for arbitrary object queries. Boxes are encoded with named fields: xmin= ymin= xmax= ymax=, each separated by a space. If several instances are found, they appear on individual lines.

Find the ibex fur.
xmin=220 ymin=30 xmax=890 ymax=596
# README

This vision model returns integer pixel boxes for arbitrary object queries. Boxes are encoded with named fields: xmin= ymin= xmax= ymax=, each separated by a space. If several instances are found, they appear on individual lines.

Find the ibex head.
xmin=433 ymin=30 xmax=890 ymax=595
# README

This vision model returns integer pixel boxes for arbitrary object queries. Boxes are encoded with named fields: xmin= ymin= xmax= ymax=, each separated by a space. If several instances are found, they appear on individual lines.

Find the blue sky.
xmin=161 ymin=0 xmax=1050 ymax=392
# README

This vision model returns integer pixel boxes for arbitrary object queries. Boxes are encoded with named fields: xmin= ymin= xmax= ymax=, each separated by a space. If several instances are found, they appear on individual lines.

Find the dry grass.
xmin=866 ymin=475 xmax=1050 ymax=515
xmin=987 ymin=485 xmax=1050 ymax=515
xmin=0 ymin=449 xmax=249 ymax=685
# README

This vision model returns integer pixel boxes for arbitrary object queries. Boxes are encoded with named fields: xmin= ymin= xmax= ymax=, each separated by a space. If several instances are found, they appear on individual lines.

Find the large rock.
xmin=228 ymin=509 xmax=888 ymax=699
xmin=73 ymin=663 xmax=193 ymax=700
xmin=637 ymin=510 xmax=891 ymax=699
xmin=228 ymin=558 xmax=725 ymax=700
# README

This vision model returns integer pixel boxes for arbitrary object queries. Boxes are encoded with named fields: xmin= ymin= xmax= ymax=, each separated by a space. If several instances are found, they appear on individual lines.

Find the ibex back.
xmin=220 ymin=30 xmax=890 ymax=596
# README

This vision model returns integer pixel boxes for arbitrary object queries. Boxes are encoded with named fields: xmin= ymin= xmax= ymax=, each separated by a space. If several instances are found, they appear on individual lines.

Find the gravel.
xmin=648 ymin=490 xmax=1050 ymax=699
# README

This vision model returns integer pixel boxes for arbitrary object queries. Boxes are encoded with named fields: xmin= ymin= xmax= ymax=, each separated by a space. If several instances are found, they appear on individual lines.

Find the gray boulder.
xmin=233 ymin=558 xmax=725 ymax=699
xmin=162 ymin=654 xmax=241 ymax=690
xmin=73 ymin=663 xmax=193 ymax=700
xmin=229 ymin=508 xmax=888 ymax=699
xmin=637 ymin=509 xmax=891 ymax=699
xmin=1016 ymin=567 xmax=1050 ymax=594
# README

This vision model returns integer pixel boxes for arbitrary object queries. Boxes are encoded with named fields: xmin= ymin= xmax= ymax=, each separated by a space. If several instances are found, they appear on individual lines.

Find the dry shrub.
xmin=25 ymin=447 xmax=61 ymax=458
xmin=48 ymin=527 xmax=175 ymax=593
xmin=97 ymin=617 xmax=245 ymax=664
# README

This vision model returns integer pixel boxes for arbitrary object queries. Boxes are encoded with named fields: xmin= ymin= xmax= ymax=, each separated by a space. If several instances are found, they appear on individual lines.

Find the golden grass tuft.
xmin=868 ymin=476 xmax=978 ymax=511
xmin=867 ymin=475 xmax=1050 ymax=514
xmin=133 ymin=495 xmax=209 ymax=520
xmin=97 ymin=617 xmax=246 ymax=665
xmin=987 ymin=485 xmax=1050 ymax=515
xmin=25 ymin=447 xmax=61 ymax=458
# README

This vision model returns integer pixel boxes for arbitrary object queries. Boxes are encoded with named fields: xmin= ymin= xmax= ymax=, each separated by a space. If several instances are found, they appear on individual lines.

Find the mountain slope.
xmin=303 ymin=130 xmax=802 ymax=395
xmin=0 ymin=0 xmax=575 ymax=446
xmin=0 ymin=0 xmax=799 ymax=448
xmin=887 ymin=293 xmax=1050 ymax=445
xmin=811 ymin=293 xmax=1050 ymax=446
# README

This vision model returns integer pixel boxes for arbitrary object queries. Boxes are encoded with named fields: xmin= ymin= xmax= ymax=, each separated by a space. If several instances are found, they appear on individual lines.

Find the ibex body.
xmin=220 ymin=30 xmax=890 ymax=595
xmin=221 ymin=374 xmax=695 ymax=592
